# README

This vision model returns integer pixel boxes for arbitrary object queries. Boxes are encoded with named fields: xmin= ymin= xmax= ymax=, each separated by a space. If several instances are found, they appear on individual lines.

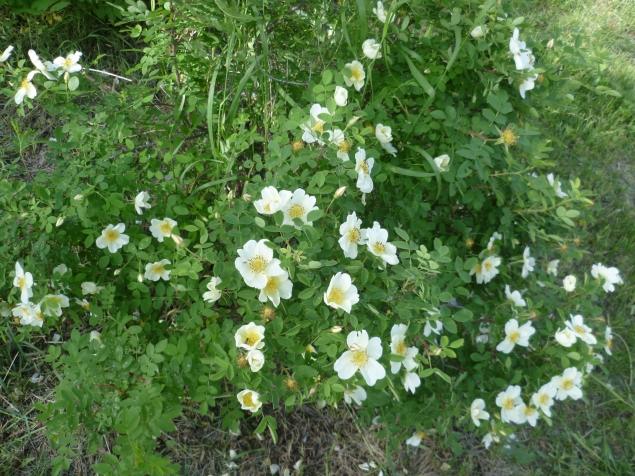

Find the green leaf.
xmin=385 ymin=164 xmax=436 ymax=178
xmin=306 ymin=209 xmax=323 ymax=222
xmin=453 ymin=309 xmax=473 ymax=322
xmin=214 ymin=0 xmax=257 ymax=22
xmin=401 ymin=50 xmax=435 ymax=98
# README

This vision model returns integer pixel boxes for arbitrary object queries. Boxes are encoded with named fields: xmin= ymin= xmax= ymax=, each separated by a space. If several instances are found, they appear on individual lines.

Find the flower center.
xmin=63 ymin=58 xmax=73 ymax=69
xmin=160 ymin=222 xmax=173 ymax=234
xmin=289 ymin=204 xmax=304 ymax=219
xmin=524 ymin=406 xmax=535 ymax=416
xmin=562 ymin=379 xmax=573 ymax=391
xmin=264 ymin=203 xmax=271 ymax=212
xmin=338 ymin=140 xmax=351 ymax=153
xmin=82 ymin=302 xmax=90 ymax=311
xmin=248 ymin=256 xmax=267 ymax=274
xmin=35 ymin=310 xmax=44 ymax=321
xmin=20 ymin=77 xmax=30 ymax=89
xmin=474 ymin=264 xmax=482 ymax=274
xmin=372 ymin=242 xmax=386 ymax=255
xmin=509 ymin=331 xmax=521 ymax=343
xmin=352 ymin=68 xmax=363 ymax=81
xmin=484 ymin=261 xmax=493 ymax=271
xmin=327 ymin=288 xmax=345 ymax=305
xmin=104 ymin=230 xmax=119 ymax=242
xmin=152 ymin=264 xmax=165 ymax=275
xmin=503 ymin=397 xmax=515 ymax=410
xmin=244 ymin=330 xmax=261 ymax=347
xmin=501 ymin=128 xmax=518 ymax=146
xmin=242 ymin=392 xmax=254 ymax=407
xmin=351 ymin=350 xmax=369 ymax=368
xmin=539 ymin=394 xmax=549 ymax=406
xmin=313 ymin=121 xmax=324 ymax=133
xmin=359 ymin=161 xmax=369 ymax=175
xmin=607 ymin=338 xmax=613 ymax=349
xmin=395 ymin=340 xmax=408 ymax=356
xmin=17 ymin=277 xmax=26 ymax=290
xmin=264 ymin=276 xmax=280 ymax=294
xmin=573 ymin=326 xmax=585 ymax=335
xmin=416 ymin=431 xmax=427 ymax=439
xmin=348 ymin=228 xmax=361 ymax=243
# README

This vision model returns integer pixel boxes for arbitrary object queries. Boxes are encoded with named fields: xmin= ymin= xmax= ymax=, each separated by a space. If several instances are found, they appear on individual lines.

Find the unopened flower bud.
xmin=214 ymin=212 xmax=220 ymax=219
xmin=55 ymin=217 xmax=65 ymax=227
xmin=74 ymin=194 xmax=84 ymax=201
xmin=346 ymin=116 xmax=360 ymax=128
xmin=243 ymin=193 xmax=252 ymax=202
xmin=547 ymin=38 xmax=555 ymax=49
xmin=137 ymin=273 xmax=144 ymax=282
xmin=331 ymin=326 xmax=343 ymax=333
xmin=334 ymin=186 xmax=347 ymax=198
xmin=171 ymin=234 xmax=184 ymax=247
xmin=113 ymin=269 xmax=121 ymax=276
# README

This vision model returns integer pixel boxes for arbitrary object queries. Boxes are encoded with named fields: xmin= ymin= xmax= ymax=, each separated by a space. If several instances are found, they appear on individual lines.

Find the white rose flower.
xmin=329 ymin=128 xmax=352 ymax=162
xmin=28 ymin=49 xmax=58 ymax=79
xmin=380 ymin=141 xmax=398 ymax=157
xmin=89 ymin=330 xmax=104 ymax=347
xmin=202 ymin=277 xmax=222 ymax=303
xmin=496 ymin=318 xmax=535 ymax=354
xmin=551 ymin=367 xmax=583 ymax=401
xmin=546 ymin=259 xmax=560 ymax=276
xmin=563 ymin=275 xmax=576 ymax=292
xmin=258 ymin=270 xmax=293 ymax=307
xmin=246 ymin=349 xmax=265 ymax=372
xmin=343 ymin=385 xmax=367 ymax=405
xmin=515 ymin=403 xmax=539 ymax=426
xmin=362 ymin=39 xmax=382 ymax=59
xmin=519 ymin=72 xmax=538 ymax=99
xmin=338 ymin=212 xmax=368 ymax=259
xmin=237 ymin=389 xmax=262 ymax=413
xmin=300 ymin=103 xmax=331 ymax=144
xmin=235 ymin=239 xmax=284 ymax=289
xmin=96 ymin=223 xmax=130 ymax=253
xmin=565 ymin=314 xmax=597 ymax=345
xmin=487 ymin=232 xmax=503 ymax=252
xmin=509 ymin=28 xmax=533 ymax=71
xmin=604 ymin=327 xmax=613 ymax=356
xmin=235 ymin=322 xmax=265 ymax=350
xmin=81 ymin=282 xmax=103 ymax=295
xmin=470 ymin=399 xmax=490 ymax=427
xmin=324 ymin=272 xmax=359 ymax=313
xmin=40 ymin=294 xmax=70 ymax=317
xmin=254 ymin=186 xmax=292 ymax=215
xmin=15 ymin=70 xmax=40 ymax=105
xmin=0 ymin=45 xmax=14 ymax=62
xmin=13 ymin=302 xmax=38 ymax=327
xmin=53 ymin=51 xmax=82 ymax=75
xmin=531 ymin=383 xmax=557 ymax=416
xmin=475 ymin=334 xmax=489 ymax=344
xmin=366 ymin=221 xmax=399 ymax=266
xmin=482 ymin=432 xmax=499 ymax=449
xmin=334 ymin=85 xmax=348 ymax=107
xmin=423 ymin=319 xmax=443 ymax=337
xmin=134 ymin=191 xmax=152 ymax=215
xmin=144 ymin=259 xmax=171 ymax=281
xmin=471 ymin=26 xmax=485 ymax=38
xmin=389 ymin=324 xmax=418 ymax=374
xmin=375 ymin=123 xmax=392 ymax=143
xmin=521 ymin=246 xmax=535 ymax=278
xmin=406 ymin=431 xmax=426 ymax=447
xmin=547 ymin=173 xmax=568 ymax=198
xmin=13 ymin=261 xmax=34 ymax=304
xmin=372 ymin=1 xmax=394 ymax=23
xmin=470 ymin=256 xmax=501 ymax=284
xmin=505 ymin=285 xmax=526 ymax=307
xmin=354 ymin=148 xmax=374 ymax=193
xmin=149 ymin=217 xmax=178 ymax=242
xmin=433 ymin=154 xmax=450 ymax=172
xmin=53 ymin=264 xmax=68 ymax=276
xmin=343 ymin=60 xmax=365 ymax=91
xmin=334 ymin=330 xmax=386 ymax=386
xmin=495 ymin=385 xmax=523 ymax=423
xmin=554 ymin=327 xmax=577 ymax=347
xmin=280 ymin=188 xmax=319 ymax=228
xmin=403 ymin=371 xmax=421 ymax=393
xmin=591 ymin=263 xmax=623 ymax=292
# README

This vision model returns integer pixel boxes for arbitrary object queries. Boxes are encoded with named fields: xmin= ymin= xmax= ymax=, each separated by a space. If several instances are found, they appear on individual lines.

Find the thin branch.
xmin=87 ymin=68 xmax=133 ymax=82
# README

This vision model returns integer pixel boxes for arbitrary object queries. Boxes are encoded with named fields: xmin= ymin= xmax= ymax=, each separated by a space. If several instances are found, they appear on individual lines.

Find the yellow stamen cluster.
xmin=328 ymin=288 xmax=345 ymax=306
xmin=351 ymin=350 xmax=369 ymax=368
xmin=104 ymin=230 xmax=119 ymax=243
xmin=248 ymin=256 xmax=267 ymax=274
xmin=261 ymin=305 xmax=275 ymax=323
xmin=372 ymin=242 xmax=386 ymax=255
xmin=395 ymin=340 xmax=408 ymax=356
xmin=465 ymin=238 xmax=474 ymax=249
xmin=348 ymin=228 xmax=361 ymax=244
xmin=237 ymin=356 xmax=249 ymax=368
xmin=292 ymin=140 xmax=305 ymax=153
xmin=284 ymin=378 xmax=299 ymax=391
xmin=289 ymin=204 xmax=304 ymax=219
xmin=509 ymin=331 xmax=521 ymax=343
xmin=263 ymin=276 xmax=280 ymax=294
xmin=500 ymin=127 xmax=519 ymax=147
xmin=338 ymin=140 xmax=351 ymax=153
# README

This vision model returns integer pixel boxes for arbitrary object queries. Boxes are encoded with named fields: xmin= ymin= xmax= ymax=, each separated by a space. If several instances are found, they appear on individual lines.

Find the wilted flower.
xmin=354 ymin=148 xmax=374 ymax=193
xmin=343 ymin=385 xmax=367 ymax=405
xmin=235 ymin=322 xmax=265 ymax=350
xmin=547 ymin=173 xmax=568 ymax=198
xmin=134 ymin=191 xmax=151 ymax=214
xmin=521 ymin=246 xmax=535 ymax=278
xmin=470 ymin=399 xmax=490 ymax=427
xmin=280 ymin=188 xmax=319 ymax=228
xmin=254 ymin=186 xmax=292 ymax=215
xmin=235 ymin=239 xmax=284 ymax=289
xmin=604 ymin=327 xmax=613 ymax=355
xmin=334 ymin=85 xmax=348 ymax=107
xmin=483 ymin=432 xmax=499 ymax=449
xmin=324 ymin=272 xmax=359 ymax=313
xmin=362 ymin=39 xmax=382 ymax=59
xmin=496 ymin=385 xmax=523 ymax=423
xmin=563 ymin=275 xmax=576 ymax=292
xmin=13 ymin=261 xmax=34 ymax=304
xmin=406 ymin=431 xmax=426 ymax=447
xmin=505 ymin=285 xmax=526 ymax=307
xmin=90 ymin=330 xmax=104 ymax=347
xmin=496 ymin=319 xmax=535 ymax=354
xmin=96 ymin=223 xmax=130 ymax=253
xmin=551 ymin=367 xmax=583 ymax=400
xmin=423 ymin=319 xmax=443 ymax=337
xmin=366 ymin=221 xmax=399 ymax=267
xmin=144 ymin=259 xmax=171 ymax=281
xmin=15 ymin=70 xmax=39 ymax=105
xmin=334 ymin=330 xmax=386 ymax=386
xmin=52 ymin=264 xmax=68 ymax=276
xmin=237 ymin=389 xmax=262 ymax=413
xmin=519 ymin=73 xmax=538 ymax=99
xmin=203 ymin=277 xmax=222 ymax=303
xmin=343 ymin=60 xmax=365 ymax=91
xmin=339 ymin=212 xmax=368 ymax=259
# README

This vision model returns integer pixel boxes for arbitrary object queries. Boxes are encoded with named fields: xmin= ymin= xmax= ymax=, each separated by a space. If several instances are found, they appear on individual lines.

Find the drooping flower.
xmin=565 ymin=314 xmax=597 ymax=345
xmin=389 ymin=324 xmax=418 ymax=374
xmin=235 ymin=322 xmax=265 ymax=350
xmin=324 ymin=272 xmax=359 ymax=313
xmin=14 ymin=70 xmax=39 ymax=105
xmin=406 ymin=431 xmax=426 ymax=447
xmin=515 ymin=403 xmax=539 ymax=427
xmin=343 ymin=60 xmax=365 ymax=91
xmin=13 ymin=261 xmax=34 ymax=304
xmin=487 ymin=232 xmax=503 ymax=252
xmin=280 ymin=188 xmax=318 ymax=228
xmin=52 ymin=51 xmax=82 ymax=76
xmin=551 ymin=367 xmax=583 ymax=401
xmin=547 ymin=173 xmax=568 ymax=198
xmin=301 ymin=103 xmax=331 ymax=144
xmin=235 ymin=239 xmax=284 ymax=289
xmin=483 ymin=432 xmax=499 ymax=449
xmin=563 ymin=275 xmax=576 ymax=292
xmin=495 ymin=385 xmax=523 ymax=423
xmin=496 ymin=319 xmax=535 ymax=354
xmin=333 ymin=330 xmax=386 ymax=386
xmin=40 ymin=294 xmax=70 ymax=317
xmin=0 ymin=45 xmax=13 ymax=62
xmin=521 ymin=246 xmax=535 ymax=278
xmin=470 ymin=399 xmax=490 ymax=427
xmin=89 ymin=330 xmax=103 ymax=346
xmin=591 ymin=263 xmax=623 ymax=292
xmin=134 ymin=191 xmax=151 ymax=214
xmin=203 ymin=277 xmax=222 ymax=303
xmin=470 ymin=256 xmax=501 ymax=284
xmin=246 ymin=349 xmax=265 ymax=372
xmin=509 ymin=28 xmax=533 ymax=71
xmin=546 ymin=259 xmax=560 ymax=276
xmin=254 ymin=186 xmax=292 ymax=215
xmin=343 ymin=385 xmax=367 ymax=405
xmin=433 ymin=154 xmax=450 ymax=172
xmin=334 ymin=85 xmax=348 ymax=107
xmin=505 ymin=285 xmax=526 ymax=307
xmin=237 ymin=389 xmax=262 ymax=413
xmin=531 ymin=383 xmax=557 ymax=416
xmin=403 ymin=370 xmax=421 ymax=393
xmin=372 ymin=1 xmax=394 ymax=23
xmin=354 ymin=148 xmax=374 ymax=193
xmin=150 ymin=218 xmax=177 ymax=242
xmin=259 ymin=270 xmax=293 ymax=307
xmin=604 ymin=327 xmax=613 ymax=356
xmin=144 ymin=259 xmax=171 ymax=281
xmin=96 ymin=223 xmax=130 ymax=253
xmin=362 ymin=39 xmax=382 ymax=59
xmin=470 ymin=26 xmax=485 ymax=38
xmin=28 ymin=49 xmax=58 ymax=79
xmin=338 ymin=212 xmax=368 ymax=259
xmin=554 ymin=327 xmax=577 ymax=347
xmin=366 ymin=221 xmax=399 ymax=266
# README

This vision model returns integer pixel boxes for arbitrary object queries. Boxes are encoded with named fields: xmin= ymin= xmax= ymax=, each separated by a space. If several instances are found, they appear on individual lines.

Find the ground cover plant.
xmin=0 ymin=0 xmax=633 ymax=474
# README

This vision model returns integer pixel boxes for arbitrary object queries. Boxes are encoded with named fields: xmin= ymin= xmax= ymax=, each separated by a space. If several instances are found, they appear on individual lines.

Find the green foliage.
xmin=0 ymin=0 xmax=628 ymax=473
